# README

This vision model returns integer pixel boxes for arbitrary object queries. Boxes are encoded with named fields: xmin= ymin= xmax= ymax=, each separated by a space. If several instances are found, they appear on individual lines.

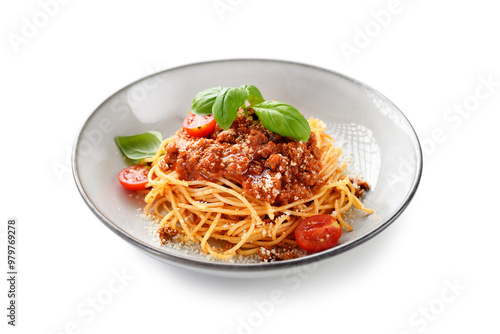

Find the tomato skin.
xmin=183 ymin=113 xmax=217 ymax=137
xmin=118 ymin=165 xmax=150 ymax=191
xmin=295 ymin=214 xmax=342 ymax=252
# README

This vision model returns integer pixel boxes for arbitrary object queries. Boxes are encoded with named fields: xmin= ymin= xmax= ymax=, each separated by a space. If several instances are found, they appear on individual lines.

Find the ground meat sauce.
xmin=349 ymin=177 xmax=370 ymax=198
xmin=157 ymin=226 xmax=178 ymax=243
xmin=258 ymin=246 xmax=304 ymax=262
xmin=160 ymin=110 xmax=323 ymax=206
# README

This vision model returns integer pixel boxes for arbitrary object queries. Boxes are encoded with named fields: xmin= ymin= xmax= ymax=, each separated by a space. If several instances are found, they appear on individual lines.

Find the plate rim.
xmin=72 ymin=58 xmax=423 ymax=273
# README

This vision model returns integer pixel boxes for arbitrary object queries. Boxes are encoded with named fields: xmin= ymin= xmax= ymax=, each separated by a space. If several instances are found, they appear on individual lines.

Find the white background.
xmin=2 ymin=0 xmax=499 ymax=333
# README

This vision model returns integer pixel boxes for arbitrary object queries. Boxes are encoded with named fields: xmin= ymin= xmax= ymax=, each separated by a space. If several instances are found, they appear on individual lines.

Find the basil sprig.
xmin=240 ymin=85 xmax=265 ymax=105
xmin=213 ymin=87 xmax=248 ymax=129
xmin=252 ymin=101 xmax=310 ymax=142
xmin=191 ymin=86 xmax=228 ymax=115
xmin=190 ymin=85 xmax=311 ymax=141
xmin=114 ymin=131 xmax=163 ymax=160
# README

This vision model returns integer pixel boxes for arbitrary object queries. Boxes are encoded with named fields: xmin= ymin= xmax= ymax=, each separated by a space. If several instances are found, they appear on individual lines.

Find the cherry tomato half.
xmin=118 ymin=165 xmax=150 ymax=191
xmin=295 ymin=214 xmax=342 ymax=252
xmin=183 ymin=113 xmax=217 ymax=137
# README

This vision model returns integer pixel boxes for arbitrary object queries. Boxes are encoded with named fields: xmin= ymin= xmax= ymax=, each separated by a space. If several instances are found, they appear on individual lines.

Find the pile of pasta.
xmin=143 ymin=118 xmax=373 ymax=260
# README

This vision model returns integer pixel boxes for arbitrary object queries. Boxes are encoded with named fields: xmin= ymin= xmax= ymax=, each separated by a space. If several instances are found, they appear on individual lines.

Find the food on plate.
xmin=117 ymin=165 xmax=150 ymax=191
xmin=294 ymin=214 xmax=342 ymax=253
xmin=115 ymin=85 xmax=373 ymax=262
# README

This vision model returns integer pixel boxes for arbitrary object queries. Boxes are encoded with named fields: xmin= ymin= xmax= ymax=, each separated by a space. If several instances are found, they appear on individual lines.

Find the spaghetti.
xmin=143 ymin=117 xmax=373 ymax=260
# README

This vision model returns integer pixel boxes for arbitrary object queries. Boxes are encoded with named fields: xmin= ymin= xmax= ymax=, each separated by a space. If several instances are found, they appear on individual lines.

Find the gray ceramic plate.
xmin=73 ymin=59 xmax=422 ymax=278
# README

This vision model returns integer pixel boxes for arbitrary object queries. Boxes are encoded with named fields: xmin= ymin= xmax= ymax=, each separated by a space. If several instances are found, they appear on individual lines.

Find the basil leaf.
xmin=252 ymin=101 xmax=311 ymax=142
xmin=241 ymin=85 xmax=264 ymax=105
xmin=114 ymin=131 xmax=163 ymax=160
xmin=191 ymin=86 xmax=228 ymax=115
xmin=213 ymin=87 xmax=248 ymax=130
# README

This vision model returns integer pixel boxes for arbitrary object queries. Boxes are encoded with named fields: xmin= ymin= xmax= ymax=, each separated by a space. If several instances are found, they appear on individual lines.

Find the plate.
xmin=72 ymin=59 xmax=423 ymax=278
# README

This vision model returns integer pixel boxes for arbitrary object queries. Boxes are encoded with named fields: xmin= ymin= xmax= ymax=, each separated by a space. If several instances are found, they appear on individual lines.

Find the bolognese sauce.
xmin=160 ymin=109 xmax=324 ymax=206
